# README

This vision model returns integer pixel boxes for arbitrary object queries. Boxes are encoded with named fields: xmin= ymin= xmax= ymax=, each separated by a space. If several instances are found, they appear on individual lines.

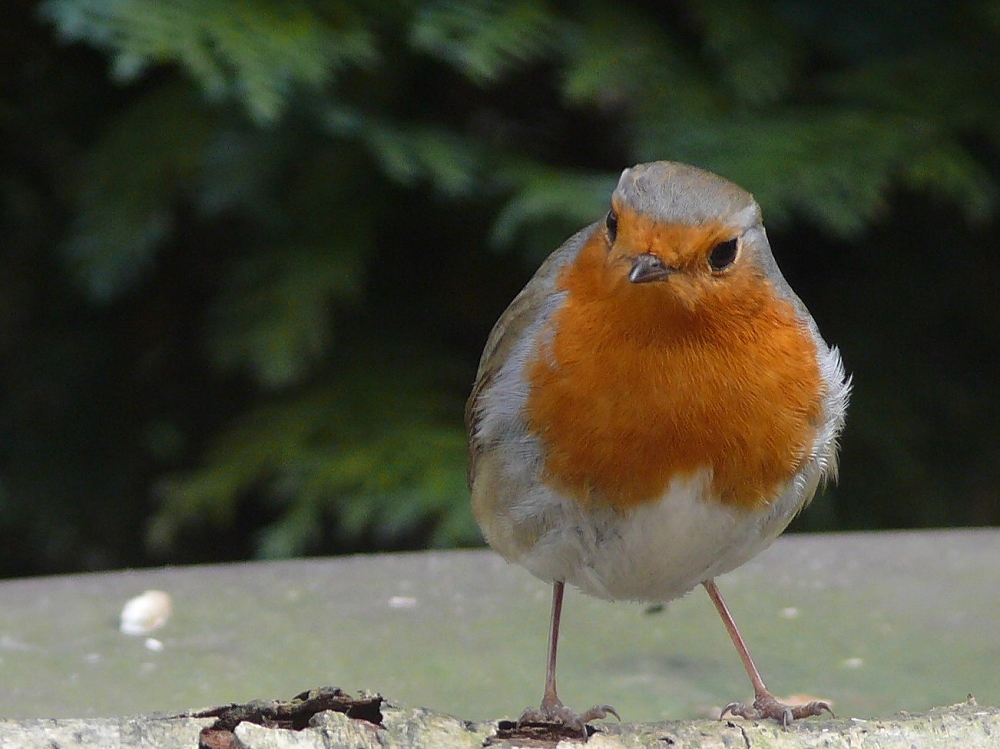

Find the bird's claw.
xmin=721 ymin=694 xmax=833 ymax=729
xmin=517 ymin=701 xmax=620 ymax=736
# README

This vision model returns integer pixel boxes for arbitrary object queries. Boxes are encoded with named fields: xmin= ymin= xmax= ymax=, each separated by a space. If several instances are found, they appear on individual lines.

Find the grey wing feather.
xmin=465 ymin=223 xmax=599 ymax=487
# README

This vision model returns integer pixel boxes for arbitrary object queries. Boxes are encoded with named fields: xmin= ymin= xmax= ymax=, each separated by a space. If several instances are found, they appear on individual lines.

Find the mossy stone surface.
xmin=0 ymin=530 xmax=996 ymax=721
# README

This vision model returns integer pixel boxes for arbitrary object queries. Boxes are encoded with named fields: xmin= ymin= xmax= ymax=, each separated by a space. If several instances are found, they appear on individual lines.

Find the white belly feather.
xmin=515 ymin=466 xmax=816 ymax=603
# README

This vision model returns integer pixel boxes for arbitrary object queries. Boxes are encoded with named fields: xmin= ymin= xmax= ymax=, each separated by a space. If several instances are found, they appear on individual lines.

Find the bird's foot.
xmin=721 ymin=693 xmax=833 ymax=729
xmin=517 ymin=700 xmax=620 ymax=737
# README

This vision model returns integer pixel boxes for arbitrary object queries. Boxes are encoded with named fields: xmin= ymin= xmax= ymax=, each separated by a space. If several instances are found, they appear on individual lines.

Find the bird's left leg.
xmin=703 ymin=579 xmax=832 ymax=728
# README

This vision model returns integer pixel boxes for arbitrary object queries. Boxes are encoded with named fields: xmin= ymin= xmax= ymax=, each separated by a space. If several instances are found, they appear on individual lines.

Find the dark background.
xmin=1 ymin=0 xmax=998 ymax=578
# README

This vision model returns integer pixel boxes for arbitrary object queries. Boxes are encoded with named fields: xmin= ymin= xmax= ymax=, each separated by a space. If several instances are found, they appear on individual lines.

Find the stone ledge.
xmin=1 ymin=693 xmax=996 ymax=749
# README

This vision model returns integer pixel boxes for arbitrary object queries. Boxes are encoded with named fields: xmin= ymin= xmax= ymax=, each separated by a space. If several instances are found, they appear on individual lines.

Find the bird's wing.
xmin=465 ymin=223 xmax=598 ymax=487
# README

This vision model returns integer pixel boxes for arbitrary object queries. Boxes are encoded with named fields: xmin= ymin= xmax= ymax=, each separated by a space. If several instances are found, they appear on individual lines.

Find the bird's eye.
xmin=708 ymin=238 xmax=739 ymax=271
xmin=605 ymin=210 xmax=618 ymax=244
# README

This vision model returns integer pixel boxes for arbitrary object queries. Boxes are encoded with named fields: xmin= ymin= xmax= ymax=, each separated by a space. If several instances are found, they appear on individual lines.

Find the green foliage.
xmin=148 ymin=352 xmax=475 ymax=558
xmin=43 ymin=0 xmax=1000 ymax=245
xmin=0 ymin=0 xmax=996 ymax=572
xmin=694 ymin=0 xmax=805 ymax=106
xmin=61 ymin=82 xmax=219 ymax=300
xmin=206 ymin=244 xmax=363 ymax=387
xmin=353 ymin=120 xmax=484 ymax=197
xmin=409 ymin=0 xmax=558 ymax=85
xmin=489 ymin=166 xmax=617 ymax=252
xmin=43 ymin=0 xmax=377 ymax=123
xmin=661 ymin=111 xmax=996 ymax=235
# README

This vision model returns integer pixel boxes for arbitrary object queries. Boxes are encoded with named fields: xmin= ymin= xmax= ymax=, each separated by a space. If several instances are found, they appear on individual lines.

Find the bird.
xmin=465 ymin=160 xmax=850 ymax=734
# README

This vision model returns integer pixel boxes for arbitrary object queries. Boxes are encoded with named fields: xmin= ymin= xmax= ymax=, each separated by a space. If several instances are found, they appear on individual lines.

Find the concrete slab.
xmin=0 ymin=529 xmax=996 ymax=722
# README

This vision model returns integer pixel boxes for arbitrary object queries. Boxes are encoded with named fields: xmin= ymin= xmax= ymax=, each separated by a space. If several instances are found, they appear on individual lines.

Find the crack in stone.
xmin=188 ymin=686 xmax=383 ymax=749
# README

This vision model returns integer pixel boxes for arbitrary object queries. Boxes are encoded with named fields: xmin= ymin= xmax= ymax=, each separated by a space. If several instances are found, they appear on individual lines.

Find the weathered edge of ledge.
xmin=1 ymin=692 xmax=996 ymax=749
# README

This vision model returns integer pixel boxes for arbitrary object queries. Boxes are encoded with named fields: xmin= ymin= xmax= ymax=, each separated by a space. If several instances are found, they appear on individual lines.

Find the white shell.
xmin=119 ymin=590 xmax=172 ymax=636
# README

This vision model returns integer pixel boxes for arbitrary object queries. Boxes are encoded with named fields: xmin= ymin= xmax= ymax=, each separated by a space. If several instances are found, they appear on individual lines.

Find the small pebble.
xmin=120 ymin=590 xmax=172 ymax=635
xmin=388 ymin=596 xmax=417 ymax=609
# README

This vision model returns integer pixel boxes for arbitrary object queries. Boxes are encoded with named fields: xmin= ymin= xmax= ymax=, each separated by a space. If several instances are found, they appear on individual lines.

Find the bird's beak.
xmin=629 ymin=253 xmax=672 ymax=284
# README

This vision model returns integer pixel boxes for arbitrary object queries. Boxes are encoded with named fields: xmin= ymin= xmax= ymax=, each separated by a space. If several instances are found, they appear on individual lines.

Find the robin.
xmin=466 ymin=161 xmax=849 ymax=733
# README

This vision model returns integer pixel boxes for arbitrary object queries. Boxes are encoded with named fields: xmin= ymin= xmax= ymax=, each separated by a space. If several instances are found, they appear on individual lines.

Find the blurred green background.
xmin=0 ymin=0 xmax=997 ymax=578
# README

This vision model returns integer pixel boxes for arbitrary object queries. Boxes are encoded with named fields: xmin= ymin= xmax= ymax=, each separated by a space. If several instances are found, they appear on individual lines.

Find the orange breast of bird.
xmin=524 ymin=211 xmax=825 ymax=512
